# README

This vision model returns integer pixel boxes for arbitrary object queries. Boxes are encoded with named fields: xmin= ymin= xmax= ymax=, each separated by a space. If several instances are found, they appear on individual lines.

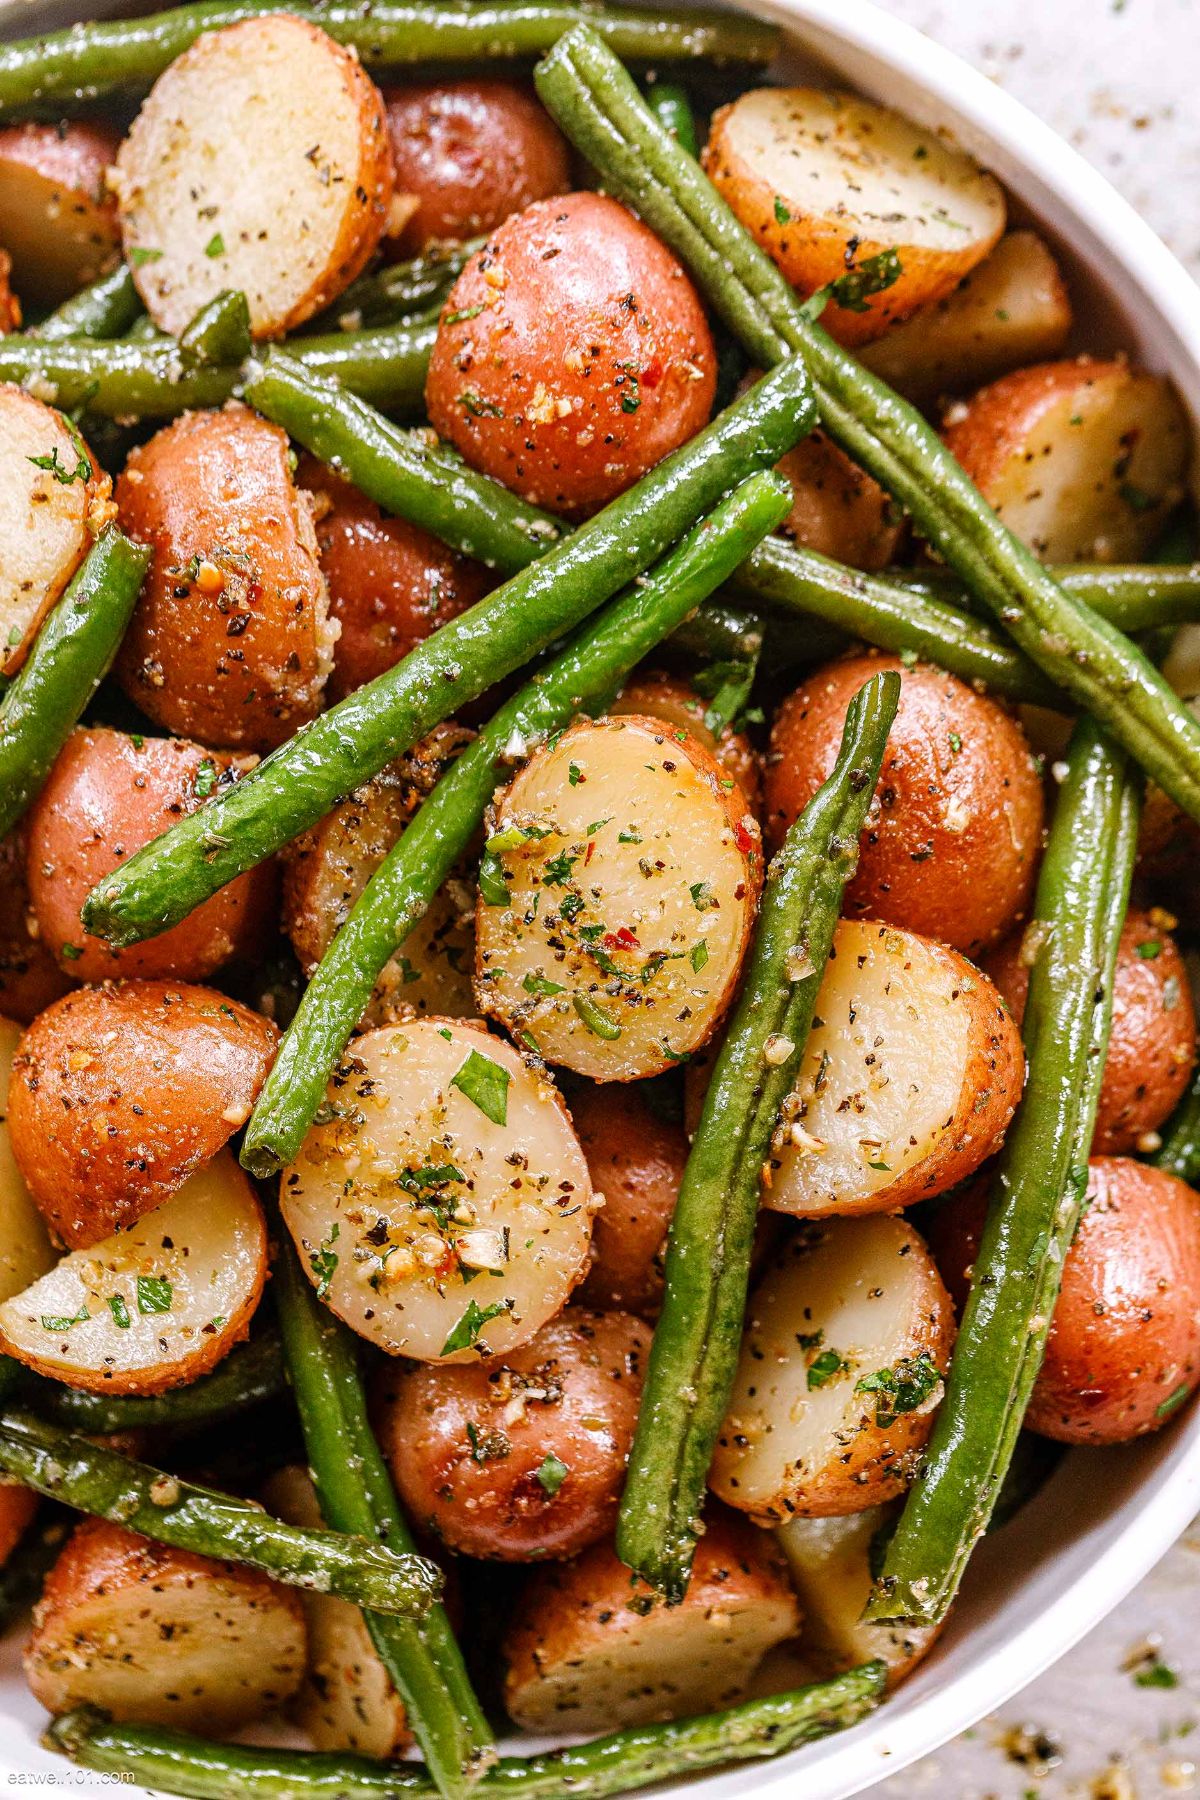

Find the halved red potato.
xmin=116 ymin=404 xmax=334 ymax=751
xmin=0 ymin=1152 xmax=266 ymax=1396
xmin=862 ymin=231 xmax=1073 ymax=402
xmin=703 ymin=88 xmax=1005 ymax=347
xmin=280 ymin=1018 xmax=595 ymax=1363
xmin=0 ymin=250 xmax=20 ymax=331
xmin=474 ymin=715 xmax=761 ymax=1080
xmin=710 ymin=1215 xmax=956 ymax=1520
xmin=572 ymin=1084 xmax=686 ymax=1317
xmin=774 ymin=428 xmax=903 ymax=572
xmin=610 ymin=671 xmax=761 ymax=812
xmin=503 ymin=1512 xmax=799 ymax=1732
xmin=0 ymin=1016 xmax=55 ymax=1303
xmin=0 ymin=386 xmax=112 ymax=678
xmin=113 ymin=14 xmax=394 ymax=338
xmin=373 ymin=1307 xmax=648 ymax=1561
xmin=7 ymin=981 xmax=278 ymax=1249
xmin=942 ymin=356 xmax=1191 ymax=561
xmin=0 ymin=831 xmax=71 ymax=1025
xmin=283 ymin=727 xmax=476 ymax=1028
xmin=25 ymin=1516 xmax=306 ymax=1729
xmin=26 ymin=728 xmax=276 ymax=983
xmin=0 ymin=122 xmax=120 ymax=306
xmin=763 ymin=919 xmax=1023 ymax=1219
xmin=776 ymin=1505 xmax=941 ymax=1688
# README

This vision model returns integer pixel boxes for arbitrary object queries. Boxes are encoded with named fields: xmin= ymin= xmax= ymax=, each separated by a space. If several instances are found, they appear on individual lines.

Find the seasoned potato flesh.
xmin=0 ymin=1151 xmax=266 ymax=1393
xmin=0 ymin=1016 xmax=54 ymax=1303
xmin=280 ymin=1019 xmax=595 ymax=1362
xmin=0 ymin=386 xmax=101 ymax=676
xmin=474 ymin=716 xmax=759 ymax=1079
xmin=776 ymin=1507 xmax=940 ymax=1684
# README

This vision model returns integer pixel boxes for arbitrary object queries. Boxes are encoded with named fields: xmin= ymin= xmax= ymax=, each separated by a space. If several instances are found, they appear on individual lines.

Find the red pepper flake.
xmin=640 ymin=357 xmax=663 ymax=390
xmin=733 ymin=820 xmax=756 ymax=854
xmin=604 ymin=926 xmax=641 ymax=951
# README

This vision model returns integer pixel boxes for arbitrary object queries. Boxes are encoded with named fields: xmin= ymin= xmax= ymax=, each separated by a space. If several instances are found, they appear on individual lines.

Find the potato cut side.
xmin=764 ymin=919 xmax=1023 ymax=1218
xmin=943 ymin=356 xmax=1191 ymax=561
xmin=281 ymin=1018 xmax=595 ymax=1363
xmin=113 ymin=14 xmax=394 ymax=337
xmin=0 ymin=1016 xmax=55 ymax=1303
xmin=862 ymin=231 xmax=1073 ymax=401
xmin=703 ymin=88 xmax=1004 ymax=346
xmin=25 ymin=1517 xmax=306 ymax=1729
xmin=710 ymin=1215 xmax=956 ymax=1520
xmin=503 ymin=1517 xmax=799 ymax=1732
xmin=474 ymin=715 xmax=760 ymax=1080
xmin=0 ymin=1151 xmax=267 ymax=1394
xmin=0 ymin=386 xmax=109 ymax=677
xmin=776 ymin=1507 xmax=941 ymax=1686
xmin=0 ymin=122 xmax=120 ymax=306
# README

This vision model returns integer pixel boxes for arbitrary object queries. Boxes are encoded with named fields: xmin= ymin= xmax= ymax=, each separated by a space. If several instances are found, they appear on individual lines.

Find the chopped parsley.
xmin=855 ymin=1352 xmax=941 ymax=1426
xmin=441 ymin=1297 xmax=511 ymax=1357
xmin=136 ymin=1275 xmax=173 ymax=1315
xmin=193 ymin=759 xmax=217 ymax=799
xmin=41 ymin=1306 xmax=89 ymax=1332
xmin=204 ymin=232 xmax=225 ymax=258
xmin=451 ymin=1048 xmax=510 ymax=1127
xmin=523 ymin=972 xmax=565 ymax=998
xmin=107 ymin=1294 xmax=131 ymax=1329
xmin=1134 ymin=1654 xmax=1179 ymax=1689
xmin=773 ymin=195 xmax=792 ymax=225
xmin=806 ymin=1348 xmax=848 ymax=1389
xmin=690 ymin=939 xmax=709 ymax=973
xmin=310 ymin=1223 xmax=340 ymax=1300
xmin=129 ymin=246 xmax=163 ymax=266
xmin=573 ymin=993 xmax=622 ymax=1039
xmin=535 ymin=1453 xmax=569 ymax=1496
xmin=478 ymin=848 xmax=511 ymax=906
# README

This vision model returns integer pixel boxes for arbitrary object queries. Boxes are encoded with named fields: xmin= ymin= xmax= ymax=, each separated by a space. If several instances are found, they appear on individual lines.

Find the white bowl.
xmin=0 ymin=1 xmax=1198 ymax=1795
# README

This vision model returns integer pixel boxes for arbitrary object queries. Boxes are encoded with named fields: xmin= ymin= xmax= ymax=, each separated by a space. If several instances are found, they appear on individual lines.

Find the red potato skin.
xmin=571 ymin=1085 xmax=685 ymax=1317
xmin=25 ymin=728 xmax=277 ymax=983
xmin=0 ymin=250 xmax=20 ymax=331
xmin=115 ymin=404 xmax=332 ymax=751
xmin=985 ymin=908 xmax=1196 ymax=1155
xmin=764 ymin=652 xmax=1045 ymax=955
xmin=0 ymin=831 xmax=72 ymax=1025
xmin=0 ymin=1483 xmax=37 ymax=1565
xmin=0 ymin=122 xmax=120 ymax=304
xmin=7 ymin=981 xmax=278 ymax=1249
xmin=426 ymin=192 xmax=717 ymax=519
xmin=929 ymin=1158 xmax=1200 ymax=1444
xmin=298 ymin=456 xmax=490 ymax=702
xmin=611 ymin=670 xmax=761 ymax=813
xmin=383 ymin=81 xmax=570 ymax=255
xmin=374 ymin=1309 xmax=648 ymax=1561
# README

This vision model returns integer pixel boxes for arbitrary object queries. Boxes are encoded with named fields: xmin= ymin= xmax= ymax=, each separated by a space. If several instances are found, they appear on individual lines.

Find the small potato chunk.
xmin=0 ymin=385 xmax=111 ymax=678
xmin=862 ymin=231 xmax=1073 ymax=402
xmin=26 ymin=728 xmax=275 ymax=983
xmin=504 ymin=1512 xmax=799 ymax=1731
xmin=763 ymin=919 xmax=1023 ymax=1219
xmin=0 ymin=1016 xmax=55 ymax=1303
xmin=703 ymin=89 xmax=1004 ymax=346
xmin=383 ymin=81 xmax=569 ymax=254
xmin=114 ymin=15 xmax=394 ymax=337
xmin=610 ymin=671 xmax=761 ymax=811
xmin=986 ymin=907 xmax=1195 ymax=1156
xmin=280 ymin=1018 xmax=595 ymax=1362
xmin=8 ymin=981 xmax=278 ymax=1248
xmin=572 ymin=1083 xmax=686 ymax=1317
xmin=0 ymin=832 xmax=72 ymax=1025
xmin=25 ymin=1517 xmax=305 ymax=1730
xmin=0 ymin=250 xmax=20 ymax=332
xmin=710 ymin=1215 xmax=956 ymax=1520
xmin=475 ymin=716 xmax=761 ymax=1080
xmin=765 ymin=653 xmax=1045 ymax=954
xmin=775 ymin=429 xmax=902 ymax=572
xmin=942 ymin=356 xmax=1191 ymax=561
xmin=283 ymin=729 xmax=476 ymax=1028
xmin=776 ymin=1506 xmax=940 ymax=1688
xmin=115 ymin=404 xmax=334 ymax=751
xmin=0 ymin=1151 xmax=266 ymax=1395
xmin=0 ymin=122 xmax=120 ymax=306
xmin=374 ymin=1307 xmax=648 ymax=1560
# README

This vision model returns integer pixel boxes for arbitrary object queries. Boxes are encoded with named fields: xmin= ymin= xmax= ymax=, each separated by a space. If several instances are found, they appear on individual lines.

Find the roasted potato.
xmin=0 ymin=249 xmax=20 ymax=332
xmin=113 ymin=14 xmax=394 ymax=337
xmin=0 ymin=1484 xmax=38 ymax=1568
xmin=986 ymin=906 xmax=1195 ymax=1155
xmin=0 ymin=385 xmax=112 ymax=679
xmin=475 ymin=715 xmax=761 ymax=1080
xmin=0 ymin=121 xmax=120 ymax=305
xmin=7 ymin=981 xmax=278 ymax=1248
xmin=26 ymin=728 xmax=276 ymax=983
xmin=861 ymin=231 xmax=1073 ymax=401
xmin=710 ymin=1215 xmax=956 ymax=1520
xmin=503 ymin=1512 xmax=799 ymax=1731
xmin=762 ymin=919 xmax=1023 ymax=1219
xmin=0 ymin=831 xmax=71 ymax=1025
xmin=572 ymin=1083 xmax=686 ymax=1317
xmin=115 ymin=403 xmax=334 ymax=751
xmin=942 ymin=356 xmax=1191 ymax=561
xmin=703 ymin=88 xmax=1004 ymax=346
xmin=25 ymin=1517 xmax=306 ymax=1730
xmin=774 ymin=428 xmax=903 ymax=572
xmin=765 ymin=652 xmax=1045 ymax=954
xmin=280 ymin=1018 xmax=596 ymax=1362
xmin=374 ymin=1307 xmax=648 ymax=1560
xmin=383 ymin=80 xmax=569 ymax=254
xmin=426 ymin=192 xmax=716 ymax=518
xmin=0 ymin=1014 xmax=55 ymax=1304
xmin=610 ymin=670 xmax=761 ymax=812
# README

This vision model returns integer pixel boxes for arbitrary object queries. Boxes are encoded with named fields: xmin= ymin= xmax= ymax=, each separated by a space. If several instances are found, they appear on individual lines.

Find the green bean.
xmin=895 ymin=562 xmax=1200 ymax=636
xmin=35 ymin=266 xmax=141 ymax=341
xmin=1151 ymin=1067 xmax=1200 ymax=1184
xmin=317 ymin=240 xmax=482 ymax=331
xmin=19 ymin=1331 xmax=285 ymax=1435
xmin=534 ymin=29 xmax=1200 ymax=824
xmin=0 ymin=1510 xmax=71 ymax=1632
xmin=644 ymin=81 xmax=698 ymax=156
xmin=868 ymin=717 xmax=1140 ymax=1627
xmin=0 ymin=1 xmax=777 ymax=118
xmin=242 ymin=471 xmax=791 ymax=1174
xmin=275 ymin=1233 xmax=493 ymax=1798
xmin=47 ymin=1663 xmax=886 ymax=1799
xmin=620 ymin=669 xmax=901 ymax=1599
xmin=83 ymin=355 xmax=816 ymax=948
xmin=667 ymin=595 xmax=763 ymax=665
xmin=177 ymin=287 xmax=252 ymax=365
xmin=0 ymin=1409 xmax=441 ymax=1619
xmin=0 ymin=526 xmax=149 ymax=838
